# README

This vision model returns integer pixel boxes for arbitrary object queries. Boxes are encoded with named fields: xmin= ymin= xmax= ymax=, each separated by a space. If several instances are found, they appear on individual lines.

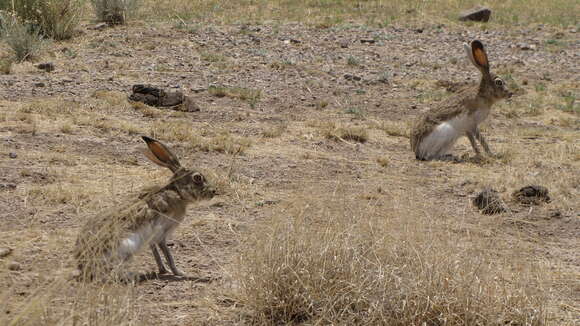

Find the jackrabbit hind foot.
xmin=463 ymin=153 xmax=494 ymax=165
xmin=435 ymin=154 xmax=463 ymax=163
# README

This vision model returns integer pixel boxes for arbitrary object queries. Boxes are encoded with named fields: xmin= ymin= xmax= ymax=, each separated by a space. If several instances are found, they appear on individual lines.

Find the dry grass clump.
xmin=150 ymin=122 xmax=252 ymax=154
xmin=195 ymin=132 xmax=252 ymax=155
xmin=261 ymin=124 xmax=287 ymax=138
xmin=238 ymin=194 xmax=547 ymax=325
xmin=370 ymin=120 xmax=409 ymax=138
xmin=208 ymin=85 xmax=261 ymax=109
xmin=0 ymin=278 xmax=143 ymax=325
xmin=317 ymin=122 xmax=368 ymax=143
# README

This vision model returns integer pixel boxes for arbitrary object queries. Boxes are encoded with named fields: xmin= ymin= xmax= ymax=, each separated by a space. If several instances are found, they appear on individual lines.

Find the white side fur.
xmin=417 ymin=107 xmax=491 ymax=160
xmin=117 ymin=202 xmax=186 ymax=263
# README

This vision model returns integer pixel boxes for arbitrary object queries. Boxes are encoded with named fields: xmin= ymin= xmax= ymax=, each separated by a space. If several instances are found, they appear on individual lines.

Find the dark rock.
xmin=360 ymin=39 xmax=376 ymax=44
xmin=129 ymin=84 xmax=200 ymax=112
xmin=459 ymin=6 xmax=492 ymax=22
xmin=344 ymin=74 xmax=362 ymax=82
xmin=0 ymin=183 xmax=17 ymax=191
xmin=512 ymin=185 xmax=550 ymax=205
xmin=8 ymin=152 xmax=17 ymax=159
xmin=7 ymin=262 xmax=20 ymax=271
xmin=473 ymin=188 xmax=507 ymax=214
xmin=34 ymin=82 xmax=45 ymax=87
xmin=36 ymin=62 xmax=55 ymax=72
xmin=0 ymin=247 xmax=12 ymax=258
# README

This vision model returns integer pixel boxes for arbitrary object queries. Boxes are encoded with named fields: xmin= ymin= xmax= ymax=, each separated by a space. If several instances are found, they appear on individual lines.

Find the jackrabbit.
xmin=74 ymin=136 xmax=216 ymax=281
xmin=410 ymin=40 xmax=512 ymax=161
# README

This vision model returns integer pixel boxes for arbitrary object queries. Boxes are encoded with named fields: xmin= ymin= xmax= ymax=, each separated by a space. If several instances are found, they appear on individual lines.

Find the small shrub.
xmin=44 ymin=0 xmax=84 ymax=40
xmin=346 ymin=55 xmax=360 ymax=66
xmin=0 ymin=13 xmax=46 ymax=61
xmin=91 ymin=0 xmax=140 ymax=25
xmin=0 ymin=55 xmax=14 ymax=74
xmin=2 ymin=0 xmax=84 ymax=40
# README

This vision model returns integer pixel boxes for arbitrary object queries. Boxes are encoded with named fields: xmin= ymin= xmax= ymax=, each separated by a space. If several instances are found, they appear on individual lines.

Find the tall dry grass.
xmin=237 ymin=189 xmax=548 ymax=325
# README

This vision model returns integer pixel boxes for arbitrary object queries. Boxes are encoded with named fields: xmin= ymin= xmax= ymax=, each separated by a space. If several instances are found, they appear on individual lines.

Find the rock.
xmin=0 ymin=247 xmax=12 ymax=258
xmin=89 ymin=22 xmax=108 ymax=30
xmin=129 ymin=84 xmax=200 ymax=112
xmin=36 ymin=62 xmax=54 ymax=72
xmin=473 ymin=188 xmax=507 ymax=214
xmin=360 ymin=39 xmax=376 ymax=44
xmin=339 ymin=41 xmax=349 ymax=48
xmin=517 ymin=43 xmax=536 ymax=51
xmin=512 ymin=185 xmax=550 ymax=205
xmin=8 ymin=152 xmax=17 ymax=159
xmin=344 ymin=74 xmax=362 ymax=81
xmin=459 ymin=6 xmax=492 ymax=22
xmin=7 ymin=262 xmax=21 ymax=271
xmin=34 ymin=82 xmax=45 ymax=87
xmin=0 ymin=183 xmax=17 ymax=191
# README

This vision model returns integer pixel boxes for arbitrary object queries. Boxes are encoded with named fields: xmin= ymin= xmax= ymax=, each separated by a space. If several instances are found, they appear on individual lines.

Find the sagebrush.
xmin=238 ymin=194 xmax=547 ymax=325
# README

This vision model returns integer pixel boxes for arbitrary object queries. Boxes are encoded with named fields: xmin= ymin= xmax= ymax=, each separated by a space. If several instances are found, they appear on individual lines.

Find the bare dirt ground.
xmin=0 ymin=19 xmax=578 ymax=325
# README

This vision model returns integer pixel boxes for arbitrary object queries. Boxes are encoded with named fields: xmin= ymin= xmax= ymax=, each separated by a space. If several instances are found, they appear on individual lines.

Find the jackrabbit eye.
xmin=494 ymin=79 xmax=504 ymax=87
xmin=192 ymin=173 xmax=204 ymax=184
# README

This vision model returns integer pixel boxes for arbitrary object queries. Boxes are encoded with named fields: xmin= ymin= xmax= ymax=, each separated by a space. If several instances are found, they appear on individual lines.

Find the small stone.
xmin=0 ymin=183 xmax=17 ymax=191
xmin=473 ymin=188 xmax=507 ymax=215
xmin=517 ymin=43 xmax=535 ymax=51
xmin=36 ymin=62 xmax=54 ymax=72
xmin=34 ymin=82 xmax=45 ymax=87
xmin=0 ymin=247 xmax=12 ymax=258
xmin=8 ymin=152 xmax=17 ymax=159
xmin=339 ymin=41 xmax=349 ymax=48
xmin=344 ymin=74 xmax=362 ymax=81
xmin=459 ymin=6 xmax=492 ymax=22
xmin=360 ymin=39 xmax=376 ymax=44
xmin=7 ymin=262 xmax=21 ymax=271
xmin=90 ymin=22 xmax=108 ymax=30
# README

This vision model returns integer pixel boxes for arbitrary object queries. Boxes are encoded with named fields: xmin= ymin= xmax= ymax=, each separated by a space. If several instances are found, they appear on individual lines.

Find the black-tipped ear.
xmin=471 ymin=40 xmax=489 ymax=72
xmin=142 ymin=136 xmax=181 ymax=172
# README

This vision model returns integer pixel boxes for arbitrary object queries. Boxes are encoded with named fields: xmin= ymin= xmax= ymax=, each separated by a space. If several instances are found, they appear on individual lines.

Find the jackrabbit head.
xmin=142 ymin=136 xmax=216 ymax=201
xmin=464 ymin=40 xmax=512 ymax=102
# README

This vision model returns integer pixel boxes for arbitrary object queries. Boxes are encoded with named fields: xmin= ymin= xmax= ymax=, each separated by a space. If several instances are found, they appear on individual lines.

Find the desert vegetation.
xmin=0 ymin=0 xmax=578 ymax=325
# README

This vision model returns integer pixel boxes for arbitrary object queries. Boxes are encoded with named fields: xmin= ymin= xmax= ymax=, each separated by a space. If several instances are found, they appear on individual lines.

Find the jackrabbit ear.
xmin=467 ymin=40 xmax=490 ymax=74
xmin=141 ymin=136 xmax=181 ymax=172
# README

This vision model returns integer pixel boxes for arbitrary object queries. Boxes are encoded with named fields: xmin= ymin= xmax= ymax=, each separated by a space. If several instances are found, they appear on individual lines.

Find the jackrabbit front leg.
xmin=466 ymin=131 xmax=482 ymax=156
xmin=474 ymin=128 xmax=493 ymax=155
xmin=159 ymin=239 xmax=185 ymax=276
xmin=150 ymin=244 xmax=168 ymax=274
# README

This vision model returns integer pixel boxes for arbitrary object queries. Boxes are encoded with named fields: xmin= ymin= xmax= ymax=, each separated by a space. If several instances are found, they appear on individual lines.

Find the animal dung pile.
xmin=512 ymin=185 xmax=551 ymax=205
xmin=473 ymin=188 xmax=507 ymax=215
xmin=129 ymin=84 xmax=200 ymax=112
